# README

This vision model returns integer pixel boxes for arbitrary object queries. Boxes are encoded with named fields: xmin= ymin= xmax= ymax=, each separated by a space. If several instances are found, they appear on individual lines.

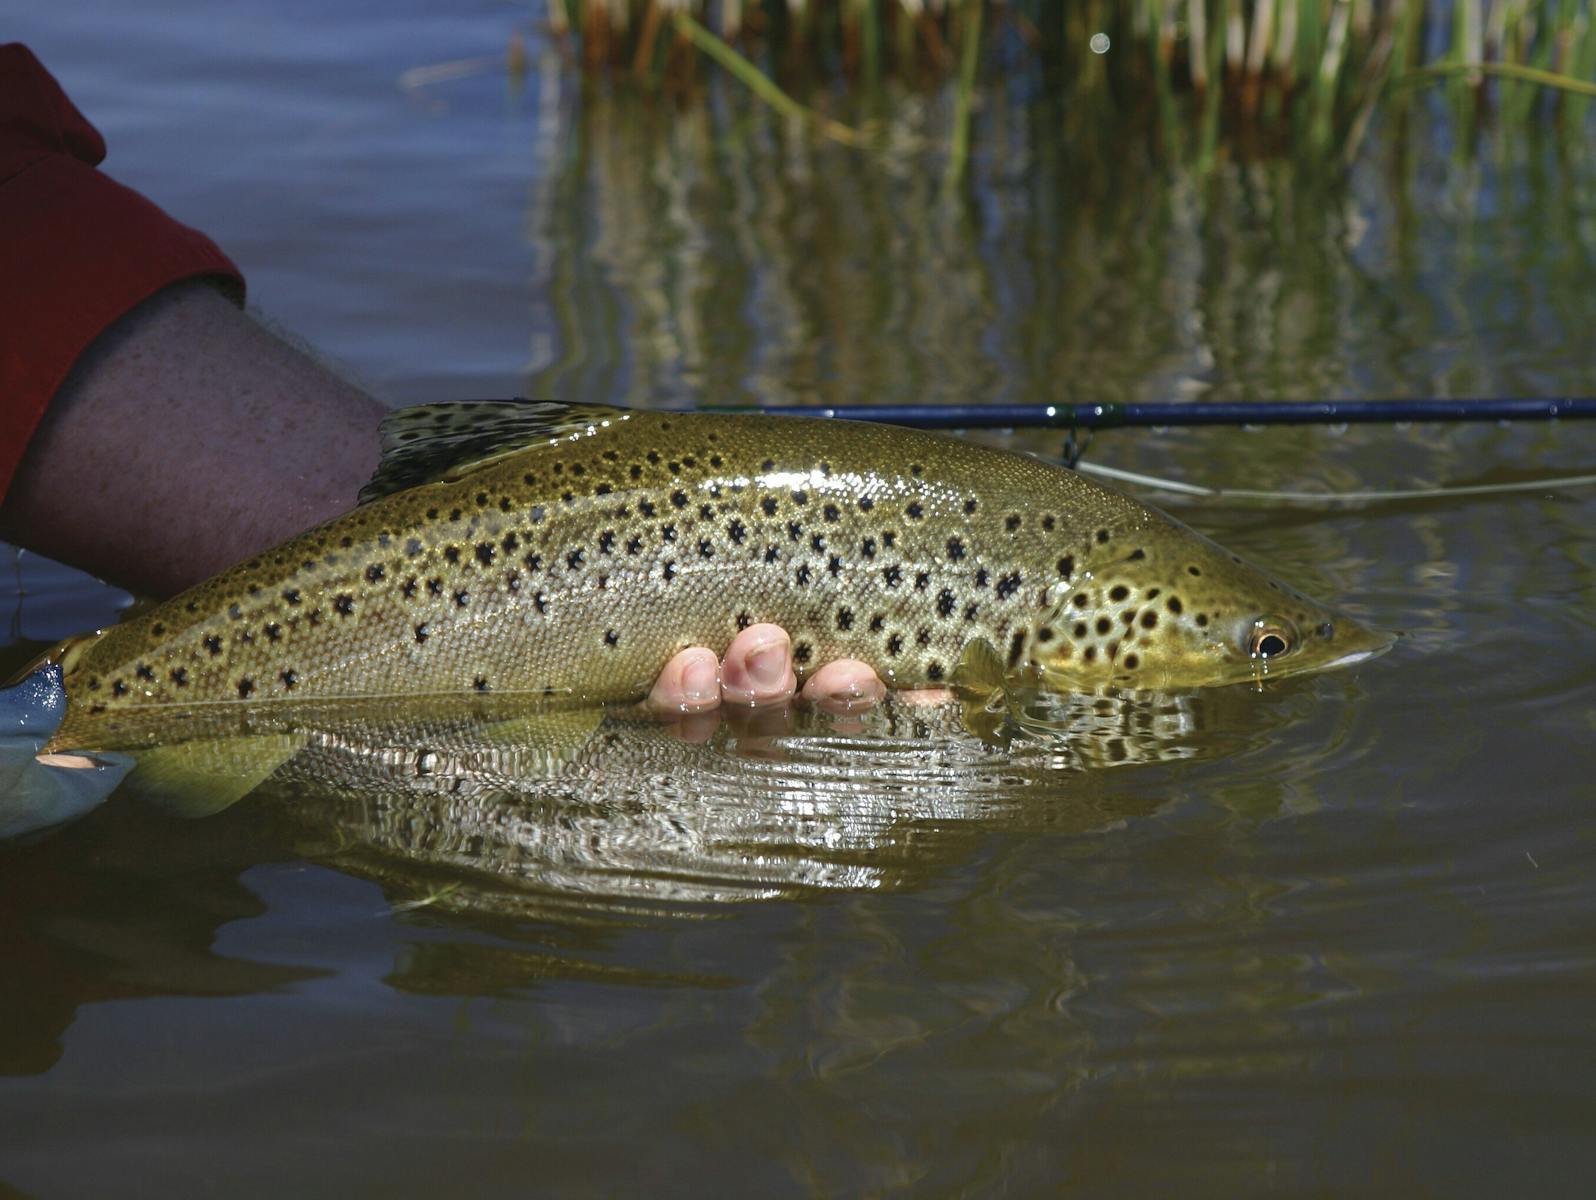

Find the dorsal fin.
xmin=360 ymin=400 xmax=633 ymax=504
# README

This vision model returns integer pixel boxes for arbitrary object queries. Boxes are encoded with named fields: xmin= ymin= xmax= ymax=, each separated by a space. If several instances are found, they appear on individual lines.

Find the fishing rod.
xmin=705 ymin=398 xmax=1596 ymax=428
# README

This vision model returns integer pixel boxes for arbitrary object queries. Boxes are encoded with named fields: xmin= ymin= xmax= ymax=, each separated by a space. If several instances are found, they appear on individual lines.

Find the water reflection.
xmin=43 ymin=680 xmax=1300 ymax=915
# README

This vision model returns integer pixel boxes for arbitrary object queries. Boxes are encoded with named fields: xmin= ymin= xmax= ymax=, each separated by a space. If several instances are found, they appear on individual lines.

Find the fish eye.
xmin=1248 ymin=622 xmax=1295 ymax=659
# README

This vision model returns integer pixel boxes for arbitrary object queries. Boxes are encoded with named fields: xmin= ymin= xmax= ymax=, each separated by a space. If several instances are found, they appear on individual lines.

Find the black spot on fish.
xmin=792 ymin=490 xmax=808 ymax=505
xmin=1072 ymin=593 xmax=1088 ymax=608
xmin=883 ymin=531 xmax=896 ymax=548
xmin=170 ymin=667 xmax=188 ymax=687
xmin=862 ymin=537 xmax=877 ymax=559
xmin=765 ymin=545 xmax=781 ymax=564
xmin=869 ymin=614 xmax=886 ymax=633
xmin=1145 ymin=587 xmax=1161 ymax=599
xmin=699 ymin=539 xmax=714 ymax=558
xmin=964 ymin=603 xmax=980 ymax=622
xmin=640 ymin=500 xmax=657 ymax=517
xmin=828 ymin=555 xmax=844 ymax=577
xmin=401 ymin=577 xmax=418 ymax=599
xmin=204 ymin=636 xmax=223 ymax=656
xmin=728 ymin=518 xmax=747 ymax=545
xmin=1141 ymin=611 xmax=1158 ymax=629
xmin=996 ymin=572 xmax=1022 ymax=600
xmin=1057 ymin=556 xmax=1074 ymax=580
xmin=915 ymin=571 xmax=931 ymax=591
xmin=1096 ymin=617 xmax=1112 ymax=634
xmin=796 ymin=564 xmax=812 ymax=586
xmin=597 ymin=530 xmax=616 ymax=555
xmin=916 ymin=628 xmax=932 ymax=647
xmin=1129 ymin=548 xmax=1146 ymax=560
xmin=534 ymin=592 xmax=548 ymax=614
xmin=474 ymin=677 xmax=490 ymax=692
xmin=426 ymin=507 xmax=439 ymax=520
xmin=911 ymin=463 xmax=923 ymax=477
xmin=1037 ymin=627 xmax=1054 ymax=643
xmin=793 ymin=642 xmax=812 ymax=664
xmin=1121 ymin=610 xmax=1136 ymax=625
xmin=664 ymin=561 xmax=677 ymax=582
xmin=571 ymin=464 xmax=586 ymax=477
xmin=1096 ymin=529 xmax=1110 ymax=544
xmin=152 ymin=621 xmax=166 ymax=635
xmin=1109 ymin=585 xmax=1129 ymax=601
xmin=1195 ymin=614 xmax=1209 ymax=627
xmin=238 ymin=630 xmax=254 ymax=645
xmin=629 ymin=464 xmax=642 ymax=480
xmin=427 ymin=577 xmax=445 ymax=596
xmin=947 ymin=537 xmax=966 ymax=562
xmin=1124 ymin=653 xmax=1140 ymax=670
xmin=1007 ymin=631 xmax=1027 ymax=668
xmin=974 ymin=568 xmax=990 ymax=589
xmin=445 ymin=546 xmax=461 ymax=564
xmin=238 ymin=678 xmax=255 ymax=698
xmin=453 ymin=590 xmax=470 ymax=607
xmin=1167 ymin=596 xmax=1184 ymax=614
xmin=936 ymin=589 xmax=956 ymax=618
xmin=710 ymin=454 xmax=722 ymax=467
xmin=760 ymin=496 xmax=778 ymax=517
xmin=1318 ymin=622 xmax=1335 ymax=639
xmin=736 ymin=611 xmax=752 ymax=630
xmin=339 ymin=535 xmax=354 ymax=548
xmin=811 ymin=533 xmax=826 ymax=553
xmin=699 ymin=503 xmax=715 ymax=520
xmin=883 ymin=565 xmax=903 ymax=588
xmin=859 ymin=496 xmax=874 ymax=512
xmin=474 ymin=544 xmax=495 ymax=567
xmin=415 ymin=624 xmax=429 ymax=643
xmin=1005 ymin=514 xmax=1021 ymax=531
xmin=1043 ymin=516 xmax=1056 ymax=531
xmin=965 ymin=498 xmax=978 ymax=514
xmin=787 ymin=521 xmax=803 ymax=541
xmin=886 ymin=634 xmax=904 ymax=656
xmin=135 ymin=664 xmax=154 ymax=682
xmin=604 ymin=629 xmax=619 ymax=647
xmin=335 ymin=595 xmax=354 ymax=616
xmin=561 ymin=492 xmax=574 ymax=504
xmin=1188 ymin=565 xmax=1202 ymax=576
xmin=567 ymin=548 xmax=585 ymax=569
xmin=626 ymin=537 xmax=643 ymax=555
xmin=648 ymin=450 xmax=661 ymax=465
xmin=906 ymin=501 xmax=924 ymax=520
xmin=280 ymin=670 xmax=298 ymax=690
xmin=112 ymin=680 xmax=128 ymax=697
xmin=837 ymin=607 xmax=854 ymax=631
xmin=823 ymin=504 xmax=840 ymax=523
xmin=671 ymin=490 xmax=689 ymax=509
xmin=1084 ymin=646 xmax=1097 ymax=663
xmin=265 ymin=622 xmax=282 ymax=642
xmin=228 ymin=604 xmax=243 ymax=621
xmin=761 ymin=458 xmax=774 ymax=471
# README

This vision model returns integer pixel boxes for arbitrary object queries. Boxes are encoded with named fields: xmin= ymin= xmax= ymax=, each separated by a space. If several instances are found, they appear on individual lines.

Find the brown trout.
xmin=47 ymin=402 xmax=1390 ymax=741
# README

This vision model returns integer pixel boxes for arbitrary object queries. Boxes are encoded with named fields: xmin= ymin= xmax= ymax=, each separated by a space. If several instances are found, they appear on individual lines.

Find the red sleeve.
xmin=0 ymin=44 xmax=246 ymax=500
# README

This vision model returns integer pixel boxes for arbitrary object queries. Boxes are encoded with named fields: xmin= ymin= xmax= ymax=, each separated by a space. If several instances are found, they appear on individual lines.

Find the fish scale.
xmin=49 ymin=402 xmax=1390 ymax=739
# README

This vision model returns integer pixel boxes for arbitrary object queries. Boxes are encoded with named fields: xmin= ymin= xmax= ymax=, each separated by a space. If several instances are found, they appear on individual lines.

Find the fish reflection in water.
xmin=54 ymin=681 xmax=1272 ymax=916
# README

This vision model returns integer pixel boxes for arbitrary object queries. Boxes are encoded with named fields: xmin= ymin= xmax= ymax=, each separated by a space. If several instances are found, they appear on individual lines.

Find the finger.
xmin=645 ymin=646 xmax=722 ymax=714
xmin=800 ymin=658 xmax=886 ymax=714
xmin=720 ymin=623 xmax=796 ymax=707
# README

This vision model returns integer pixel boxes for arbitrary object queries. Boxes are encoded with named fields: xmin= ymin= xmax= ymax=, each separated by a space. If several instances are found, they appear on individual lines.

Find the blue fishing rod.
xmin=708 ymin=397 xmax=1596 ymax=428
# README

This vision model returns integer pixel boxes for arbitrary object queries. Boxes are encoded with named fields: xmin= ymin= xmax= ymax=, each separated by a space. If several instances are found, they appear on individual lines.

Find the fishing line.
xmin=1065 ymin=461 xmax=1596 ymax=506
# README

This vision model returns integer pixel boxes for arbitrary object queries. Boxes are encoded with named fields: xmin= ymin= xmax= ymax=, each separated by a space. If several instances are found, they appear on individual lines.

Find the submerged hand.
xmin=647 ymin=623 xmax=886 ymax=716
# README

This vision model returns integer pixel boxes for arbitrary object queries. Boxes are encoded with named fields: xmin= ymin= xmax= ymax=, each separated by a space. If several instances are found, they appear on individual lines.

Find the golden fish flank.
xmin=56 ymin=402 xmax=1392 ymax=713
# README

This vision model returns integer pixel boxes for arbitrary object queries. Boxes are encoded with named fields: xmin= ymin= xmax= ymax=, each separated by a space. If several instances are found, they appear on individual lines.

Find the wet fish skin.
xmin=52 ymin=404 xmax=1390 ymax=732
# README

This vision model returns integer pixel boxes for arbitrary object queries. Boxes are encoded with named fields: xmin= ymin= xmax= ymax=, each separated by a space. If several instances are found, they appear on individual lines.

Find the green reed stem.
xmin=946 ymin=0 xmax=984 ymax=185
xmin=1400 ymin=59 xmax=1596 ymax=100
xmin=670 ymin=11 xmax=870 ymax=146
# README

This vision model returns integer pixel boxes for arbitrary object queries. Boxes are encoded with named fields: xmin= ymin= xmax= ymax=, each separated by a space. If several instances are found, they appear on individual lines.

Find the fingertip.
xmin=801 ymin=659 xmax=886 ymax=713
xmin=647 ymin=646 xmax=722 ymax=714
xmin=722 ymin=623 xmax=796 ymax=705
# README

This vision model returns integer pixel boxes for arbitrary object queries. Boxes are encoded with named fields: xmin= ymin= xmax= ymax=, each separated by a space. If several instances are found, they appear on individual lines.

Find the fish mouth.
xmin=1317 ymin=625 xmax=1399 ymax=674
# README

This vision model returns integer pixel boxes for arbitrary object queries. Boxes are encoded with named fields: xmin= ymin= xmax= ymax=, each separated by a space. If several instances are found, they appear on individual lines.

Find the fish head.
xmin=1030 ymin=522 xmax=1394 ymax=690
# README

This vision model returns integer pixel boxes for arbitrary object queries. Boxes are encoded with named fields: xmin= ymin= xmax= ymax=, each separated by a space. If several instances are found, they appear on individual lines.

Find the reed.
xmin=544 ymin=0 xmax=1596 ymax=160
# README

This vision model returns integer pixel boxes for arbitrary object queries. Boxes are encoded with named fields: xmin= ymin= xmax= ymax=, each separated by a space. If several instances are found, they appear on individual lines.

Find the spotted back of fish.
xmin=56 ymin=403 xmax=1389 ymax=724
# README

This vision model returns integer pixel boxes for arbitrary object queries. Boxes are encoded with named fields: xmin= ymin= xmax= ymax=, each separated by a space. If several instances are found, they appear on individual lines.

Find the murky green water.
xmin=6 ymin=2 xmax=1596 ymax=1195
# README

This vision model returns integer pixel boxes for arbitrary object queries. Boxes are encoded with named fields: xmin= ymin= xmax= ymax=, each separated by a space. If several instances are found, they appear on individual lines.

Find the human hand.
xmin=647 ymin=623 xmax=886 ymax=716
